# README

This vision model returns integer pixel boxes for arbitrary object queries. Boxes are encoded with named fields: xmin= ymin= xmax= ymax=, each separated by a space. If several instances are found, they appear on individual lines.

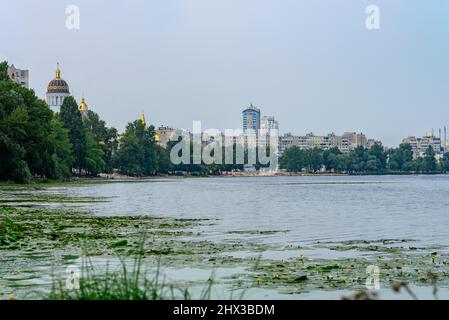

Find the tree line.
xmin=279 ymin=143 xmax=449 ymax=174
xmin=1 ymin=60 xmax=263 ymax=182
xmin=0 ymin=61 xmax=172 ymax=183
xmin=3 ymin=59 xmax=449 ymax=183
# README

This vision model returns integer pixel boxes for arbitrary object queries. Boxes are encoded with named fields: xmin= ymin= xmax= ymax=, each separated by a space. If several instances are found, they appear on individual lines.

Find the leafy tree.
xmin=59 ymin=96 xmax=86 ymax=171
xmin=368 ymin=143 xmax=386 ymax=172
xmin=83 ymin=110 xmax=118 ymax=173
xmin=135 ymin=121 xmax=159 ymax=175
xmin=323 ymin=147 xmax=341 ymax=172
xmin=423 ymin=146 xmax=437 ymax=173
xmin=0 ymin=61 xmax=8 ymax=81
xmin=336 ymin=153 xmax=351 ymax=173
xmin=441 ymin=153 xmax=449 ymax=173
xmin=279 ymin=146 xmax=304 ymax=172
xmin=365 ymin=155 xmax=380 ymax=172
xmin=114 ymin=129 xmax=145 ymax=176
xmin=402 ymin=160 xmax=418 ymax=172
xmin=155 ymin=145 xmax=174 ymax=173
xmin=47 ymin=117 xmax=74 ymax=179
xmin=114 ymin=120 xmax=159 ymax=176
xmin=388 ymin=143 xmax=414 ymax=172
xmin=0 ymin=60 xmax=66 ymax=182
xmin=84 ymin=132 xmax=105 ymax=175
xmin=304 ymin=147 xmax=323 ymax=172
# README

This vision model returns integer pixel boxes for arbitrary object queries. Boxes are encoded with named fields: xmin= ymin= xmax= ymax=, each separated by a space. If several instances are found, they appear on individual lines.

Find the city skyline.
xmin=6 ymin=60 xmax=448 ymax=152
xmin=2 ymin=0 xmax=449 ymax=147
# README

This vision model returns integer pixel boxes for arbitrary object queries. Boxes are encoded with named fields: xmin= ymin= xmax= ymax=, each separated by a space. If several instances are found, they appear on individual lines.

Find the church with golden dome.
xmin=46 ymin=63 xmax=91 ymax=115
xmin=46 ymin=63 xmax=71 ymax=112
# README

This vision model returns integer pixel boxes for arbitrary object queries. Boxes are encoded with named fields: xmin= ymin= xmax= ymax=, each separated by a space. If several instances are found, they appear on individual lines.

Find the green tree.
xmin=59 ymin=96 xmax=86 ymax=171
xmin=368 ymin=143 xmax=386 ymax=172
xmin=336 ymin=153 xmax=352 ymax=173
xmin=84 ymin=132 xmax=105 ymax=175
xmin=0 ymin=61 xmax=8 ymax=81
xmin=83 ymin=110 xmax=118 ymax=173
xmin=0 ymin=61 xmax=64 ymax=182
xmin=114 ymin=120 xmax=159 ymax=176
xmin=155 ymin=145 xmax=174 ymax=174
xmin=423 ymin=146 xmax=437 ymax=173
xmin=47 ymin=117 xmax=74 ymax=179
xmin=388 ymin=143 xmax=414 ymax=172
xmin=135 ymin=120 xmax=159 ymax=175
xmin=323 ymin=147 xmax=341 ymax=172
xmin=279 ymin=146 xmax=304 ymax=172
xmin=304 ymin=148 xmax=323 ymax=173
xmin=441 ymin=152 xmax=449 ymax=173
xmin=114 ymin=130 xmax=145 ymax=176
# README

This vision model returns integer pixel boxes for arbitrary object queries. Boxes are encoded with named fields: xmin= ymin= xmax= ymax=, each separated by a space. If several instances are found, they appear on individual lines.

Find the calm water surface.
xmin=59 ymin=175 xmax=449 ymax=248
xmin=4 ymin=175 xmax=449 ymax=299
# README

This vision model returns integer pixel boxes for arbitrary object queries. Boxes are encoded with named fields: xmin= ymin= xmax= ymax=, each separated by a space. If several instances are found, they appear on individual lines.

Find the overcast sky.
xmin=2 ymin=0 xmax=449 ymax=146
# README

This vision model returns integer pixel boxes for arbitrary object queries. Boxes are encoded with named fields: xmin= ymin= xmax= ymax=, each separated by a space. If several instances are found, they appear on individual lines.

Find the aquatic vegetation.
xmin=0 ymin=205 xmax=267 ymax=298
xmin=0 ymin=193 xmax=110 ymax=204
xmin=0 ymin=179 xmax=108 ymax=191
xmin=226 ymin=230 xmax=289 ymax=235
xmin=2 ymin=180 xmax=449 ymax=300
xmin=3 ymin=204 xmax=449 ymax=299
xmin=0 ymin=206 xmax=206 ymax=253
xmin=244 ymin=245 xmax=449 ymax=295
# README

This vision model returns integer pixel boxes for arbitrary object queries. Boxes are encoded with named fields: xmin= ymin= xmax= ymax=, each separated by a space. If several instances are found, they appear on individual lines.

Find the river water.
xmin=67 ymin=175 xmax=449 ymax=248
xmin=2 ymin=175 xmax=449 ymax=299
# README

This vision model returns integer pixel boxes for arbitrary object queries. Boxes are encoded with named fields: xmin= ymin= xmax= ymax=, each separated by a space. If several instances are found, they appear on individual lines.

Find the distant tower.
xmin=445 ymin=126 xmax=447 ymax=152
xmin=242 ymin=103 xmax=261 ymax=135
xmin=261 ymin=115 xmax=279 ymax=133
xmin=79 ymin=96 xmax=89 ymax=116
xmin=46 ymin=63 xmax=70 ymax=112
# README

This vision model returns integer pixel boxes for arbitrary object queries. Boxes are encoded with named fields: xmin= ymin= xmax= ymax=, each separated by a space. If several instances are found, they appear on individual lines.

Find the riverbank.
xmin=2 ymin=169 xmax=447 ymax=189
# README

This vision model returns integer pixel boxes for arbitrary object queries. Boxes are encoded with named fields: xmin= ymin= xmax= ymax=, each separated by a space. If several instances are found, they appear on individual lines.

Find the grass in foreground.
xmin=49 ymin=243 xmax=217 ymax=300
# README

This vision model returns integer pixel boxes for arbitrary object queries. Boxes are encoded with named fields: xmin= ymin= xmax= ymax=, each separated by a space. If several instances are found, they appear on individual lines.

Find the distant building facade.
xmin=279 ymin=132 xmax=376 ymax=155
xmin=342 ymin=132 xmax=368 ymax=149
xmin=156 ymin=126 xmax=176 ymax=147
xmin=7 ymin=64 xmax=29 ymax=88
xmin=261 ymin=116 xmax=279 ymax=133
xmin=402 ymin=133 xmax=442 ymax=159
xmin=242 ymin=104 xmax=261 ymax=135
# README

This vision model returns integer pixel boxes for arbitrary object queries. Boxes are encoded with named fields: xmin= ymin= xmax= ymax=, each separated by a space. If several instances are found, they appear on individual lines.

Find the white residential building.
xmin=279 ymin=132 xmax=374 ymax=155
xmin=402 ymin=134 xmax=442 ymax=159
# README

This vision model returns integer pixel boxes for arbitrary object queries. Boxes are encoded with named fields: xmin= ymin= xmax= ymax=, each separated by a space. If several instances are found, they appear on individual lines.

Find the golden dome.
xmin=47 ymin=63 xmax=70 ymax=94
xmin=79 ymin=97 xmax=88 ymax=112
xmin=155 ymin=133 xmax=161 ymax=142
xmin=140 ymin=112 xmax=146 ymax=126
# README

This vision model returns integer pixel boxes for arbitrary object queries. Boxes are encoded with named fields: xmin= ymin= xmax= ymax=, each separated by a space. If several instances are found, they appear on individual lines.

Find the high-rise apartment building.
xmin=242 ymin=104 xmax=261 ymax=135
xmin=402 ymin=134 xmax=442 ymax=159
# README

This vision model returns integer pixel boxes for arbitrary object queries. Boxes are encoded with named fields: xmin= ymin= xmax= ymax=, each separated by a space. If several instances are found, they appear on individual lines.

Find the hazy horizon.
xmin=2 ymin=0 xmax=449 ymax=147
